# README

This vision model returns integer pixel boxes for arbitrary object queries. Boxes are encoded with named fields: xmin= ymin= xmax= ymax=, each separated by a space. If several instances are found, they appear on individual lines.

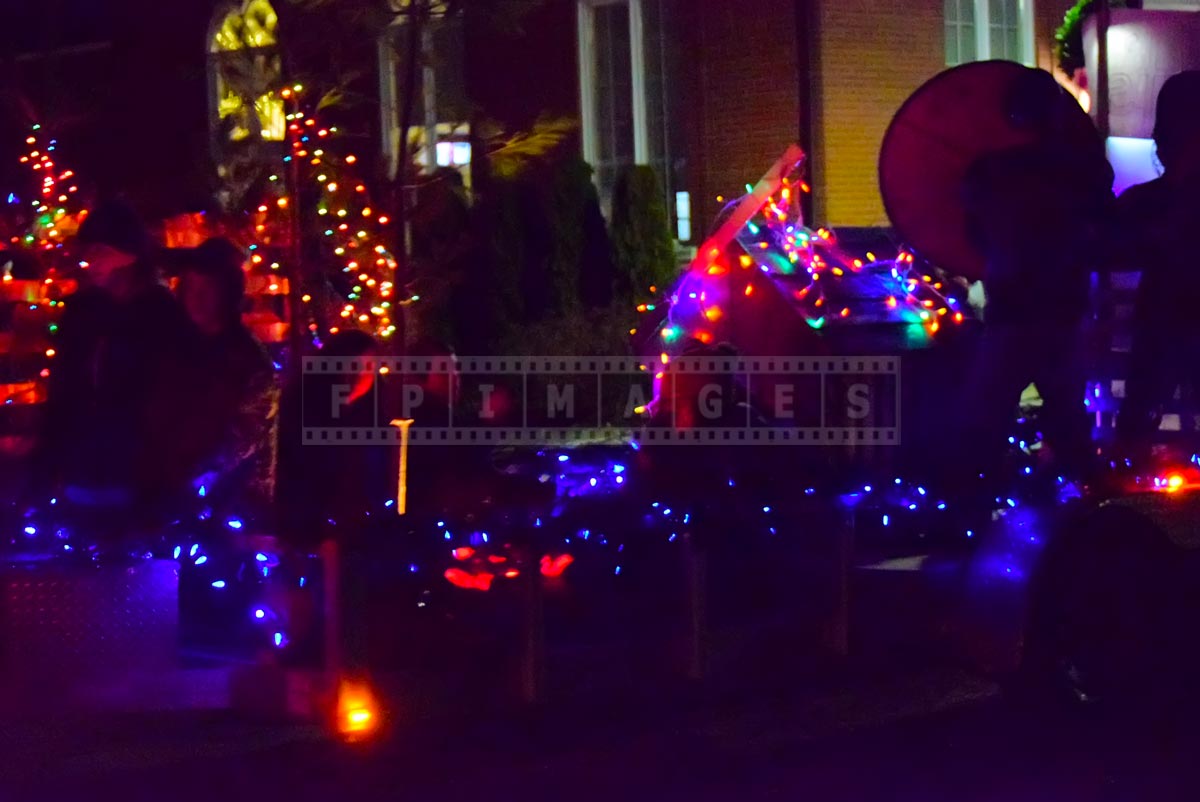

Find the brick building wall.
xmin=679 ymin=0 xmax=802 ymax=237
xmin=812 ymin=0 xmax=943 ymax=227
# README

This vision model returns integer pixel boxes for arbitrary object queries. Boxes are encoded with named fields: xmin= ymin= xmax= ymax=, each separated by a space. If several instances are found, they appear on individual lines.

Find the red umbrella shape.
xmin=879 ymin=61 xmax=1103 ymax=280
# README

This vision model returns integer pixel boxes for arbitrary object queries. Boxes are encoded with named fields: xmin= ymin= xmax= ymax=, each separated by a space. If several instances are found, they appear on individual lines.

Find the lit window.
xmin=945 ymin=0 xmax=1034 ymax=67
xmin=407 ymin=123 xmax=471 ymax=185
xmin=209 ymin=0 xmax=285 ymax=144
xmin=675 ymin=191 xmax=692 ymax=242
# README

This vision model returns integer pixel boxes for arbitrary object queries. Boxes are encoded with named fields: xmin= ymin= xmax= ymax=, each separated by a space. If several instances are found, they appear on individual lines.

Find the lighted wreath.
xmin=1054 ymin=0 xmax=1128 ymax=76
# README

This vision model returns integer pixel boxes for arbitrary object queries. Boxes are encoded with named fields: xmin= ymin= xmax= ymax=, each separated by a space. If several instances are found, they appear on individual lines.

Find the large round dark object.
xmin=879 ymin=61 xmax=1103 ymax=279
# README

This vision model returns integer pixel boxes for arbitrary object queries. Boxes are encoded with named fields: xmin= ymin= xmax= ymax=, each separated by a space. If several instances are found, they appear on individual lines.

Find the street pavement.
xmin=7 ymin=665 xmax=1199 ymax=802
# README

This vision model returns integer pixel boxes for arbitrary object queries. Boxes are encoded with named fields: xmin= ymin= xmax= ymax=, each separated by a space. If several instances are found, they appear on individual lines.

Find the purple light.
xmin=254 ymin=608 xmax=266 ymax=620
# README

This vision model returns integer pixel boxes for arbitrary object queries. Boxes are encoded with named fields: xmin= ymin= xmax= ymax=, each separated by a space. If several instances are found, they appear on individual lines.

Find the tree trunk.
xmin=393 ymin=2 xmax=426 ymax=352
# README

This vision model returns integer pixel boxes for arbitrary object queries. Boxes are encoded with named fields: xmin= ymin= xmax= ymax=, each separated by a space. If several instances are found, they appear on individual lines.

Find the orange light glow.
xmin=744 ymin=284 xmax=754 ymax=296
xmin=704 ymin=307 xmax=722 ymax=322
xmin=452 ymin=547 xmax=475 ymax=560
xmin=503 ymin=569 xmax=520 ymax=579
xmin=336 ymin=679 xmax=379 ymax=741
xmin=1166 ymin=474 xmax=1186 ymax=493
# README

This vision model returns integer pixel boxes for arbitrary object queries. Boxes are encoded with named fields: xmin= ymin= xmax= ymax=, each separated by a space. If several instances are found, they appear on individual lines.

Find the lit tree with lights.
xmin=240 ymin=85 xmax=408 ymax=343
xmin=7 ymin=124 xmax=87 ymax=262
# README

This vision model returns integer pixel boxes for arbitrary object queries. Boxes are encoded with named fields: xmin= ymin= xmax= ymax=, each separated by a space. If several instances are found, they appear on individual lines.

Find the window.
xmin=208 ymin=0 xmax=286 ymax=145
xmin=945 ymin=0 xmax=977 ymax=66
xmin=577 ymin=0 xmax=676 ymax=229
xmin=944 ymin=0 xmax=1035 ymax=67
xmin=378 ymin=11 xmax=470 ymax=184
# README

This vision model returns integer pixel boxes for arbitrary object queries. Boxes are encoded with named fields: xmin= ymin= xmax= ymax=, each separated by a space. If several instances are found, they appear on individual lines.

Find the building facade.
xmin=546 ymin=0 xmax=1080 ymax=241
xmin=1 ymin=0 xmax=1090 ymax=233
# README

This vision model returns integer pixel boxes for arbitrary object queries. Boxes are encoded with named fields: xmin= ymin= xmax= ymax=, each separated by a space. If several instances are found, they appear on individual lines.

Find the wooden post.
xmin=1096 ymin=0 xmax=1111 ymax=140
xmin=320 ymin=538 xmax=342 ymax=680
xmin=519 ymin=564 xmax=544 ymax=704
xmin=389 ymin=418 xmax=413 ymax=514
xmin=684 ymin=530 xmax=707 ymax=681
xmin=830 ymin=508 xmax=855 ymax=658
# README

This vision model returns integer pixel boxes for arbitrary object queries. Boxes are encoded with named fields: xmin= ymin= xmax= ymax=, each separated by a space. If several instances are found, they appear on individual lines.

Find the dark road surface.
xmin=7 ymin=669 xmax=1200 ymax=802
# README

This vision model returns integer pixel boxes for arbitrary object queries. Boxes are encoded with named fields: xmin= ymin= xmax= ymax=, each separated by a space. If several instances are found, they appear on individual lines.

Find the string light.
xmin=249 ymin=91 xmax=410 ymax=340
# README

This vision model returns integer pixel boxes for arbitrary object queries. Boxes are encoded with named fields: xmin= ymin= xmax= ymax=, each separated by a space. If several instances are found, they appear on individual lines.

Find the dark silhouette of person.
xmin=957 ymin=130 xmax=1113 ymax=479
xmin=1117 ymin=71 xmax=1200 ymax=450
xmin=34 ymin=200 xmax=188 ymax=519
xmin=146 ymin=237 xmax=276 ymax=509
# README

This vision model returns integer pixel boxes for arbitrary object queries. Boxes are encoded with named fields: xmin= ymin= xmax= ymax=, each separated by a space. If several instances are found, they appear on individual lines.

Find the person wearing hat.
xmin=957 ymin=134 xmax=1113 ymax=481
xmin=1117 ymin=71 xmax=1200 ymax=452
xmin=34 ymin=200 xmax=188 ymax=525
xmin=144 ymin=237 xmax=276 ymax=509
